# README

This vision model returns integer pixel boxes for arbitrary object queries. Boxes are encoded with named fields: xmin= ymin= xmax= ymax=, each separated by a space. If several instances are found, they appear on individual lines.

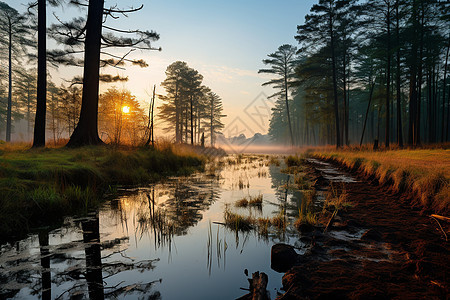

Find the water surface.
xmin=1 ymin=155 xmax=308 ymax=299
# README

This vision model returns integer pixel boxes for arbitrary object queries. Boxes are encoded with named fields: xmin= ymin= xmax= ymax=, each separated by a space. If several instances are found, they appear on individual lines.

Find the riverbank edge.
xmin=277 ymin=156 xmax=449 ymax=299
xmin=0 ymin=145 xmax=213 ymax=241
xmin=309 ymin=152 xmax=449 ymax=215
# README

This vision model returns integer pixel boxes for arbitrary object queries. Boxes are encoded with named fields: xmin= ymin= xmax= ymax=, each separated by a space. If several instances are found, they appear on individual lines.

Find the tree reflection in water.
xmin=82 ymin=215 xmax=105 ymax=299
xmin=38 ymin=229 xmax=51 ymax=300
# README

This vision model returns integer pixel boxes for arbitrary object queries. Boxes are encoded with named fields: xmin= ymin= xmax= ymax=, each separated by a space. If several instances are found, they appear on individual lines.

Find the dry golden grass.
xmin=311 ymin=148 xmax=450 ymax=214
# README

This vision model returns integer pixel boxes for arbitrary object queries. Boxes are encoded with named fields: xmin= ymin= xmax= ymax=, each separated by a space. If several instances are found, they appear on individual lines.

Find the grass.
xmin=235 ymin=194 xmax=263 ymax=208
xmin=223 ymin=208 xmax=254 ymax=231
xmin=285 ymin=155 xmax=306 ymax=167
xmin=311 ymin=148 xmax=450 ymax=214
xmin=223 ymin=204 xmax=287 ymax=235
xmin=0 ymin=143 xmax=205 ymax=240
xmin=324 ymin=183 xmax=352 ymax=211
xmin=295 ymin=190 xmax=319 ymax=229
xmin=294 ymin=173 xmax=312 ymax=190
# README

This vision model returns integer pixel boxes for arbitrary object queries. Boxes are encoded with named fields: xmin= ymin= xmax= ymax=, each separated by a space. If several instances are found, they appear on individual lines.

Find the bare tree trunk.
xmin=67 ymin=0 xmax=105 ymax=147
xmin=415 ymin=7 xmax=424 ymax=146
xmin=408 ymin=1 xmax=418 ymax=145
xmin=284 ymin=63 xmax=294 ymax=147
xmin=210 ymin=95 xmax=214 ymax=146
xmin=396 ymin=0 xmax=403 ymax=147
xmin=190 ymin=95 xmax=194 ymax=145
xmin=6 ymin=20 xmax=12 ymax=142
xmin=33 ymin=0 xmax=46 ymax=147
xmin=329 ymin=11 xmax=341 ymax=148
xmin=442 ymin=34 xmax=449 ymax=142
xmin=360 ymin=80 xmax=376 ymax=146
xmin=385 ymin=1 xmax=391 ymax=148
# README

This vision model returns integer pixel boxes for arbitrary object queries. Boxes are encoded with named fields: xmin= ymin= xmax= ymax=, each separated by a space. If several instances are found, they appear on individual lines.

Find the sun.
xmin=122 ymin=106 xmax=130 ymax=114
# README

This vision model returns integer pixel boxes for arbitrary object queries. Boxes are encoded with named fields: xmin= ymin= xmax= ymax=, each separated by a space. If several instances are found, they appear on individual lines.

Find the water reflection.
xmin=82 ymin=215 xmax=104 ymax=299
xmin=38 ymin=230 xmax=51 ymax=300
xmin=1 ymin=155 xmax=308 ymax=299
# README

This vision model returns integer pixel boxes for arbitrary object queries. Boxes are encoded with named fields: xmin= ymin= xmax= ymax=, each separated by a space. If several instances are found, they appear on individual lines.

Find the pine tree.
xmin=259 ymin=44 xmax=298 ymax=146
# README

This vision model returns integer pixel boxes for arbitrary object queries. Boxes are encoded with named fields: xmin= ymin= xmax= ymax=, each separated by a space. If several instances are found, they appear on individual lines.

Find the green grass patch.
xmin=0 ymin=144 xmax=205 ymax=240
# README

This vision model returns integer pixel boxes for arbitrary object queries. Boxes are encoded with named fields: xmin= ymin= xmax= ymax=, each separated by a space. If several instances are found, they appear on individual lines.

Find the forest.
xmin=265 ymin=0 xmax=449 ymax=147
xmin=0 ymin=1 xmax=225 ymax=147
xmin=0 ymin=1 xmax=449 ymax=300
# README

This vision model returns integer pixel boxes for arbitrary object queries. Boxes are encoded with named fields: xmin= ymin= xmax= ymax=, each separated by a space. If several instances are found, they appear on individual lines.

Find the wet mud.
xmin=279 ymin=159 xmax=449 ymax=299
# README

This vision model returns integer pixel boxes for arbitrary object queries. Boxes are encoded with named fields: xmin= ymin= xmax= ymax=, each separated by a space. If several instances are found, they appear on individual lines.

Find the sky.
xmin=6 ymin=0 xmax=317 ymax=138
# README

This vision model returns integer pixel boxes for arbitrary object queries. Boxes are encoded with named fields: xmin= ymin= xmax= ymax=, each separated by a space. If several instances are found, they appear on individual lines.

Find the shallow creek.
xmin=0 ymin=155 xmax=367 ymax=299
xmin=0 ymin=155 xmax=308 ymax=299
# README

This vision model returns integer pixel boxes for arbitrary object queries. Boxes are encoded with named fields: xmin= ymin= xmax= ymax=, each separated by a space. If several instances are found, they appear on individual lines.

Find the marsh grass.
xmin=224 ymin=208 xmax=253 ymax=231
xmin=324 ymin=183 xmax=351 ymax=211
xmin=0 ymin=143 xmax=204 ymax=239
xmin=223 ymin=204 xmax=287 ymax=236
xmin=294 ymin=173 xmax=312 ymax=190
xmin=294 ymin=191 xmax=319 ymax=229
xmin=235 ymin=194 xmax=263 ymax=208
xmin=269 ymin=156 xmax=280 ymax=166
xmin=312 ymin=149 xmax=449 ymax=213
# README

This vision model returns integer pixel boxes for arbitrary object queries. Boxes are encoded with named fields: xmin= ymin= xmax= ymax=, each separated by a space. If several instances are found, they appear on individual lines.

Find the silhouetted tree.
xmin=259 ymin=44 xmax=298 ymax=146
xmin=47 ymin=1 xmax=160 ymax=146
xmin=0 ymin=2 xmax=33 ymax=142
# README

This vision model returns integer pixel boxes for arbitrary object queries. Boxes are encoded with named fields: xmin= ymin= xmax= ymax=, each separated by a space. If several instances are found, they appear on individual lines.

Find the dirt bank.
xmin=278 ymin=160 xmax=449 ymax=299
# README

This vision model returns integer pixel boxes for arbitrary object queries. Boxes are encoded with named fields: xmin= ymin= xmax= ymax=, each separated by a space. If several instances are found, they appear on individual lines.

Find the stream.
xmin=0 ymin=155 xmax=318 ymax=299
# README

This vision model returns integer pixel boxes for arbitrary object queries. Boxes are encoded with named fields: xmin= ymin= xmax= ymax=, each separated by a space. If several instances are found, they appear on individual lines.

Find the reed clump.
xmin=294 ymin=190 xmax=319 ymax=229
xmin=224 ymin=209 xmax=253 ymax=231
xmin=235 ymin=194 xmax=263 ymax=208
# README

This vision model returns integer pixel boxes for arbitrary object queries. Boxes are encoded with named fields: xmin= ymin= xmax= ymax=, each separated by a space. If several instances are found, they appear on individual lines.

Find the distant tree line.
xmin=0 ymin=0 xmax=159 ymax=147
xmin=158 ymin=61 xmax=225 ymax=146
xmin=264 ymin=0 xmax=449 ymax=147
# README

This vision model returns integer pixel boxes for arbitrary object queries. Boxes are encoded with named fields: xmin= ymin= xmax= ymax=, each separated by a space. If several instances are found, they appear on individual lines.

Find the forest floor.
xmin=0 ymin=142 xmax=209 ymax=241
xmin=279 ymin=157 xmax=449 ymax=299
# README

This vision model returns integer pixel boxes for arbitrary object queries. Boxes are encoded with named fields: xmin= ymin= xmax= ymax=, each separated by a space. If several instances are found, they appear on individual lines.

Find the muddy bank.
xmin=278 ymin=159 xmax=449 ymax=299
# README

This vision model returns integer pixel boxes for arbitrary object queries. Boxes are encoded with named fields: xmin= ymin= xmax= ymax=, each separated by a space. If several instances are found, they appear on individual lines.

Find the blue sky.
xmin=6 ymin=0 xmax=317 ymax=136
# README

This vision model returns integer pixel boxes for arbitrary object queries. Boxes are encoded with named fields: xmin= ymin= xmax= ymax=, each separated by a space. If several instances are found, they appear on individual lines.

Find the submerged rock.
xmin=271 ymin=244 xmax=298 ymax=273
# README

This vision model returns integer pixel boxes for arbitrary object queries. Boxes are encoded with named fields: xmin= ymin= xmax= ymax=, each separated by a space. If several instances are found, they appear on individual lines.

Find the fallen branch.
xmin=324 ymin=209 xmax=338 ymax=233
xmin=430 ymin=216 xmax=448 ymax=242
xmin=430 ymin=214 xmax=450 ymax=223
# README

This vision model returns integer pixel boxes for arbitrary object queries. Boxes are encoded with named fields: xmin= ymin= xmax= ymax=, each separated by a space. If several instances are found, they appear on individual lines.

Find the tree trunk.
xmin=27 ymin=84 xmax=31 ymax=140
xmin=385 ymin=1 xmax=391 ymax=148
xmin=408 ymin=1 xmax=418 ymax=145
xmin=32 ymin=0 xmax=47 ymax=147
xmin=66 ymin=0 xmax=105 ymax=147
xmin=6 ymin=20 xmax=12 ymax=142
xmin=210 ymin=95 xmax=214 ymax=146
xmin=329 ymin=10 xmax=341 ymax=148
xmin=190 ymin=95 xmax=194 ymax=145
xmin=175 ymin=80 xmax=180 ymax=142
xmin=343 ymin=51 xmax=348 ymax=146
xmin=395 ymin=0 xmax=403 ymax=147
xmin=284 ymin=61 xmax=294 ymax=147
xmin=441 ymin=34 xmax=449 ymax=142
xmin=360 ymin=80 xmax=376 ymax=146
xmin=415 ymin=7 xmax=424 ymax=146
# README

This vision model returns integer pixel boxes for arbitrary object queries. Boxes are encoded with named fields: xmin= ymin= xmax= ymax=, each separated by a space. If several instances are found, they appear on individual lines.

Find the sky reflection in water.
xmin=0 ymin=155 xmax=308 ymax=299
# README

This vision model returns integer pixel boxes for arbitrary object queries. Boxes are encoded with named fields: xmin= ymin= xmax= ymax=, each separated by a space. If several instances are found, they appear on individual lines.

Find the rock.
xmin=361 ymin=229 xmax=382 ymax=241
xmin=297 ymin=223 xmax=314 ymax=233
xmin=271 ymin=243 xmax=298 ymax=273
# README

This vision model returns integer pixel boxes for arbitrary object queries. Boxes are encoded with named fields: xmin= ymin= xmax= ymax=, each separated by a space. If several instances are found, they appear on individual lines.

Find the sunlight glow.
xmin=122 ymin=106 xmax=130 ymax=114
